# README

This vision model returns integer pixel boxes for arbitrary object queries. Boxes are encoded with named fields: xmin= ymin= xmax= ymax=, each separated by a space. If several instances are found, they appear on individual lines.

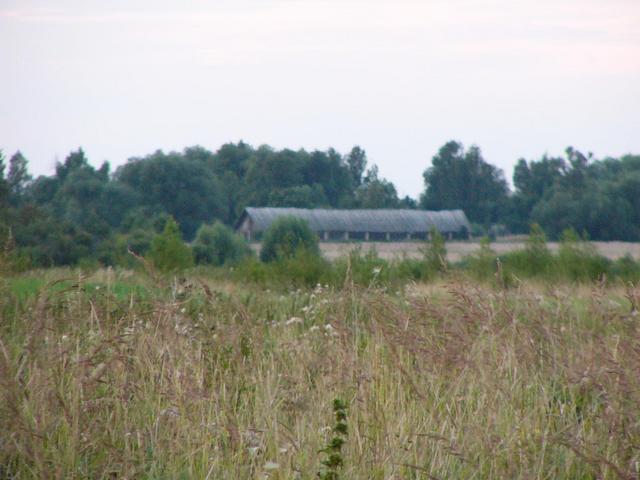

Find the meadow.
xmin=300 ymin=239 xmax=640 ymax=262
xmin=1 ymin=265 xmax=639 ymax=479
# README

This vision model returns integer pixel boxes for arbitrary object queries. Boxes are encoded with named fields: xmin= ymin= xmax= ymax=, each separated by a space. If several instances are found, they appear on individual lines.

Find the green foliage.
xmin=334 ymin=246 xmax=390 ymax=287
xmin=270 ymin=248 xmax=332 ymax=287
xmin=556 ymin=228 xmax=610 ymax=281
xmin=346 ymin=146 xmax=367 ymax=188
xmin=465 ymin=236 xmax=498 ymax=280
xmin=148 ymin=218 xmax=194 ymax=273
xmin=0 ymin=229 xmax=22 ymax=274
xmin=515 ymin=223 xmax=552 ymax=276
xmin=515 ymin=150 xmax=640 ymax=240
xmin=354 ymin=165 xmax=400 ymax=208
xmin=232 ymin=257 xmax=269 ymax=284
xmin=4 ymin=140 xmax=640 ymax=272
xmin=7 ymin=151 xmax=32 ymax=204
xmin=193 ymin=222 xmax=252 ymax=266
xmin=114 ymin=150 xmax=224 ymax=240
xmin=318 ymin=399 xmax=348 ymax=480
xmin=609 ymin=254 xmax=640 ymax=282
xmin=424 ymin=227 xmax=447 ymax=273
xmin=421 ymin=141 xmax=509 ymax=224
xmin=260 ymin=216 xmax=320 ymax=263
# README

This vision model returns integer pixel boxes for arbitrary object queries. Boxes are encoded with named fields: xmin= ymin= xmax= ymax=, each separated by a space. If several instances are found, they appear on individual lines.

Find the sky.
xmin=1 ymin=0 xmax=639 ymax=198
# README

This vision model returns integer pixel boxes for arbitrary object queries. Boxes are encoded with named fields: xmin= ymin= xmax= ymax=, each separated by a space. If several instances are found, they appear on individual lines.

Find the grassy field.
xmin=249 ymin=240 xmax=640 ymax=262
xmin=1 ymin=269 xmax=640 ymax=479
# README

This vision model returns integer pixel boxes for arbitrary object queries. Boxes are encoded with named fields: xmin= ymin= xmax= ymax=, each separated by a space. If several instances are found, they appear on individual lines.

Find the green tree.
xmin=346 ymin=146 xmax=368 ymax=188
xmin=7 ymin=151 xmax=32 ymax=202
xmin=421 ymin=141 xmax=509 ymax=225
xmin=260 ymin=216 xmax=320 ymax=262
xmin=424 ymin=226 xmax=447 ymax=272
xmin=354 ymin=165 xmax=399 ymax=208
xmin=0 ymin=150 xmax=9 ymax=209
xmin=508 ymin=155 xmax=565 ymax=232
xmin=114 ymin=150 xmax=224 ymax=239
xmin=193 ymin=222 xmax=252 ymax=266
xmin=148 ymin=217 xmax=194 ymax=272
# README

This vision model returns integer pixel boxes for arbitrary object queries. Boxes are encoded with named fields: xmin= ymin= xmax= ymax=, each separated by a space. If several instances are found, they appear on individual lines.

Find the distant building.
xmin=235 ymin=207 xmax=471 ymax=241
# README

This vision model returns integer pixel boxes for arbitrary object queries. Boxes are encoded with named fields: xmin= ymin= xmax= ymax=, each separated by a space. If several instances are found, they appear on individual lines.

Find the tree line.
xmin=0 ymin=140 xmax=638 ymax=267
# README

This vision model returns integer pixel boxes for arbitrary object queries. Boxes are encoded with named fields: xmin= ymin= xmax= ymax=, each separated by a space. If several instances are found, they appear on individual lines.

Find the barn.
xmin=235 ymin=207 xmax=471 ymax=241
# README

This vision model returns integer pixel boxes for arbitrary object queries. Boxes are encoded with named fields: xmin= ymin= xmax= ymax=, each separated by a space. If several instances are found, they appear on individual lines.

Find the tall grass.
xmin=1 ymin=270 xmax=639 ymax=478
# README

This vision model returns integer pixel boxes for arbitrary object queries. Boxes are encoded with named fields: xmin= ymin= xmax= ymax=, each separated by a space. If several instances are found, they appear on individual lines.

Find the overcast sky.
xmin=1 ymin=0 xmax=639 ymax=198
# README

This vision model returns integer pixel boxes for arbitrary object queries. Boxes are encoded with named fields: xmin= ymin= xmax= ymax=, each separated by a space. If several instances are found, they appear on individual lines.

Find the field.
xmin=321 ymin=239 xmax=640 ymax=262
xmin=1 ymin=268 xmax=639 ymax=479
xmin=249 ymin=240 xmax=640 ymax=262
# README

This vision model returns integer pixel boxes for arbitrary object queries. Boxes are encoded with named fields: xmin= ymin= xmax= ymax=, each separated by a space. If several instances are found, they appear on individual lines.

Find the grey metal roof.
xmin=238 ymin=207 xmax=471 ymax=234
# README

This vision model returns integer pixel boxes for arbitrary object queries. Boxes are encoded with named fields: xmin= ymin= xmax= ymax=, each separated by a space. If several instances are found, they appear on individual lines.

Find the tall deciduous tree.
xmin=355 ymin=165 xmax=400 ymax=208
xmin=420 ymin=141 xmax=509 ymax=225
xmin=346 ymin=146 xmax=368 ymax=188
xmin=0 ymin=150 xmax=8 ymax=209
xmin=7 ymin=151 xmax=32 ymax=201
xmin=114 ymin=150 xmax=224 ymax=240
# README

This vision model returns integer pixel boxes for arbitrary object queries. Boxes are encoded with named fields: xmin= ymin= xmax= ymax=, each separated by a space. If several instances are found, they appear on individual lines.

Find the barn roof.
xmin=237 ymin=207 xmax=471 ymax=234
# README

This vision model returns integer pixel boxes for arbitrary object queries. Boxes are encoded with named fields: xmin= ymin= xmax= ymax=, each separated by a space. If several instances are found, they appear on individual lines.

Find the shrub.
xmin=148 ymin=217 xmax=194 ymax=273
xmin=334 ymin=246 xmax=389 ymax=287
xmin=271 ymin=248 xmax=333 ymax=287
xmin=501 ymin=224 xmax=552 ymax=278
xmin=260 ymin=216 xmax=320 ymax=263
xmin=424 ymin=227 xmax=447 ymax=273
xmin=232 ymin=257 xmax=269 ymax=284
xmin=610 ymin=254 xmax=640 ymax=282
xmin=193 ymin=222 xmax=252 ymax=266
xmin=556 ymin=228 xmax=610 ymax=281
xmin=466 ymin=236 xmax=498 ymax=281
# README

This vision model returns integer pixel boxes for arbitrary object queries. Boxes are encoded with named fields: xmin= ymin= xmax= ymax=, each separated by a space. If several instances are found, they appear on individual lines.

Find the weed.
xmin=318 ymin=399 xmax=349 ymax=480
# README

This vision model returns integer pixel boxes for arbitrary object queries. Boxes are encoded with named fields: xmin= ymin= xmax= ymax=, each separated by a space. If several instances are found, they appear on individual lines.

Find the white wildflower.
xmin=247 ymin=446 xmax=260 ymax=456
xmin=285 ymin=317 xmax=303 ymax=326
xmin=160 ymin=406 xmax=180 ymax=418
xmin=324 ymin=324 xmax=338 ymax=336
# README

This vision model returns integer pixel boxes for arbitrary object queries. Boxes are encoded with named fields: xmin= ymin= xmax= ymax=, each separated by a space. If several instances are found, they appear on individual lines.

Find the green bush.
xmin=395 ymin=256 xmax=430 ymax=282
xmin=423 ymin=227 xmax=447 ymax=273
xmin=609 ymin=254 xmax=640 ymax=283
xmin=334 ymin=246 xmax=389 ymax=287
xmin=271 ymin=248 xmax=333 ymax=287
xmin=465 ymin=236 xmax=498 ymax=281
xmin=232 ymin=257 xmax=269 ymax=284
xmin=556 ymin=228 xmax=610 ymax=281
xmin=148 ymin=217 xmax=194 ymax=273
xmin=193 ymin=222 xmax=252 ymax=266
xmin=260 ymin=216 xmax=320 ymax=263
xmin=501 ymin=224 xmax=552 ymax=278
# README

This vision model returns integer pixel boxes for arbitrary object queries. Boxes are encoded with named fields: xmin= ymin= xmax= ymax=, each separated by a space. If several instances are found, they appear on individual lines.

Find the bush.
xmin=334 ymin=246 xmax=389 ymax=287
xmin=423 ymin=227 xmax=447 ymax=273
xmin=260 ymin=216 xmax=320 ymax=263
xmin=610 ymin=254 xmax=640 ymax=282
xmin=232 ymin=257 xmax=269 ymax=284
xmin=466 ymin=236 xmax=498 ymax=281
xmin=148 ymin=217 xmax=194 ymax=273
xmin=556 ymin=228 xmax=610 ymax=281
xmin=271 ymin=248 xmax=333 ymax=287
xmin=193 ymin=222 xmax=252 ymax=266
xmin=501 ymin=224 xmax=552 ymax=278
